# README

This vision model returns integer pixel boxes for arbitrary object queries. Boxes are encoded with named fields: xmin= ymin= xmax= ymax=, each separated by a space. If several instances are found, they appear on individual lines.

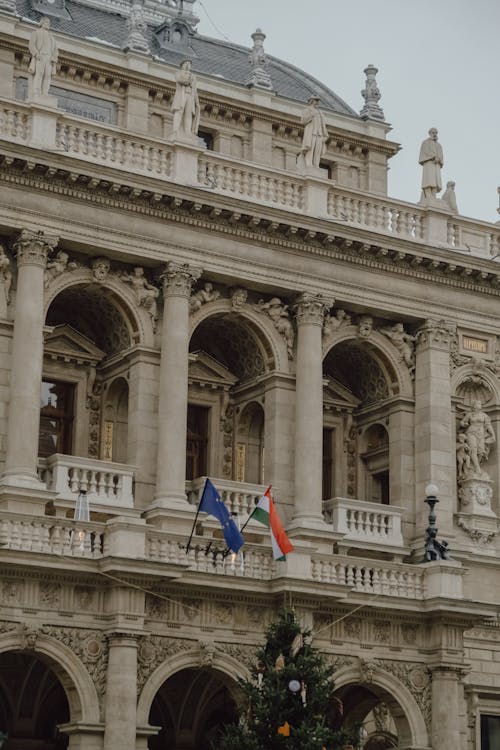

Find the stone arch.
xmin=137 ymin=648 xmax=249 ymax=725
xmin=0 ymin=630 xmax=101 ymax=724
xmin=44 ymin=268 xmax=155 ymax=348
xmin=333 ymin=663 xmax=429 ymax=749
xmin=103 ymin=376 xmax=130 ymax=463
xmin=189 ymin=298 xmax=290 ymax=375
xmin=323 ymin=325 xmax=413 ymax=401
xmin=236 ymin=401 xmax=265 ymax=484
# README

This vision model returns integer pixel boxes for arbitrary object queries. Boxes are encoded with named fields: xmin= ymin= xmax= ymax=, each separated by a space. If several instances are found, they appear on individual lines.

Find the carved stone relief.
xmin=189 ymin=281 xmax=220 ymax=313
xmin=41 ymin=626 xmax=109 ymax=702
xmin=253 ymin=296 xmax=295 ymax=358
xmin=120 ymin=266 xmax=159 ymax=330
xmin=137 ymin=635 xmax=193 ymax=693
xmin=373 ymin=659 xmax=432 ymax=730
xmin=0 ymin=244 xmax=12 ymax=317
xmin=44 ymin=250 xmax=78 ymax=288
xmin=379 ymin=322 xmax=415 ymax=374
xmin=322 ymin=308 xmax=351 ymax=338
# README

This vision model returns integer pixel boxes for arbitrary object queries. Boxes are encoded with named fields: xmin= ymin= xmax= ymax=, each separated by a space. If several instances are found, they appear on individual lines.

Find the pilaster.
xmin=103 ymin=633 xmax=139 ymax=750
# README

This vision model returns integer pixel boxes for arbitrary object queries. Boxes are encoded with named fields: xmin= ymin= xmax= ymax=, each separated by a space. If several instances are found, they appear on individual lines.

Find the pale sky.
xmin=197 ymin=0 xmax=500 ymax=224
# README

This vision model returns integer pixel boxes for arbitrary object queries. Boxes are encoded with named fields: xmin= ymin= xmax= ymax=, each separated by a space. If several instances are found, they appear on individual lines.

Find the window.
xmin=481 ymin=715 xmax=500 ymax=749
xmin=186 ymin=405 xmax=209 ymax=480
xmin=322 ymin=427 xmax=335 ymax=501
xmin=198 ymin=130 xmax=214 ymax=151
xmin=39 ymin=380 xmax=75 ymax=457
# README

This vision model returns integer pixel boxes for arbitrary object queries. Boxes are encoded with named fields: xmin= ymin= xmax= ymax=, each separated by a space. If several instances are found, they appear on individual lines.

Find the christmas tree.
xmin=213 ymin=609 xmax=358 ymax=750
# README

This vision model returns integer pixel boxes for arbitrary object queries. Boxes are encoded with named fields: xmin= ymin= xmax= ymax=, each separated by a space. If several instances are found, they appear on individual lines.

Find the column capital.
xmin=13 ymin=229 xmax=58 ymax=268
xmin=160 ymin=261 xmax=201 ymax=298
xmin=294 ymin=292 xmax=333 ymax=326
xmin=416 ymin=318 xmax=456 ymax=351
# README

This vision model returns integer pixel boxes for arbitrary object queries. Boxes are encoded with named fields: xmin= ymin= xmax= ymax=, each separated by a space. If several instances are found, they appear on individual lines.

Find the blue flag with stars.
xmin=198 ymin=479 xmax=244 ymax=553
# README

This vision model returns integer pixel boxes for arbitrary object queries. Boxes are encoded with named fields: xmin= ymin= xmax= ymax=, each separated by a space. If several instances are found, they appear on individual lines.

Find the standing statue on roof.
xmin=298 ymin=95 xmax=328 ymax=170
xmin=171 ymin=59 xmax=201 ymax=141
xmin=419 ymin=127 xmax=443 ymax=203
xmin=28 ymin=17 xmax=58 ymax=98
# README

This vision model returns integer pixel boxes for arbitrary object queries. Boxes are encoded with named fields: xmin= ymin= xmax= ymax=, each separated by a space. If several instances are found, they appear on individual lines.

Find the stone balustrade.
xmin=185 ymin=476 xmax=268 ymax=519
xmin=311 ymin=555 xmax=425 ymax=599
xmin=0 ymin=511 xmax=105 ymax=558
xmin=324 ymin=497 xmax=405 ymax=550
xmin=1 ymin=97 xmax=499 ymax=259
xmin=40 ymin=454 xmax=135 ymax=510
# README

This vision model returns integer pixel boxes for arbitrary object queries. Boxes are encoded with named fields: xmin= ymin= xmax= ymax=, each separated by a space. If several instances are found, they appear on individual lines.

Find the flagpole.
xmin=185 ymin=477 xmax=208 ymax=554
xmin=223 ymin=485 xmax=273 ymax=551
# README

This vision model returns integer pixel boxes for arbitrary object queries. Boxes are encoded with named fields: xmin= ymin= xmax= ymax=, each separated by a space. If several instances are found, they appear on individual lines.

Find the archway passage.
xmin=0 ymin=652 xmax=70 ymax=749
xmin=333 ymin=684 xmax=404 ymax=749
xmin=148 ymin=667 xmax=238 ymax=750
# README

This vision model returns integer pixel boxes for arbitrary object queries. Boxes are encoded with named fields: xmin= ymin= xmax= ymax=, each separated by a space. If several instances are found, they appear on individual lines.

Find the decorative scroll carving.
xmin=137 ymin=635 xmax=193 ymax=693
xmin=294 ymin=292 xmax=332 ymax=327
xmin=14 ymin=229 xmax=58 ymax=268
xmin=254 ymin=296 xmax=294 ymax=358
xmin=161 ymin=262 xmax=201 ymax=298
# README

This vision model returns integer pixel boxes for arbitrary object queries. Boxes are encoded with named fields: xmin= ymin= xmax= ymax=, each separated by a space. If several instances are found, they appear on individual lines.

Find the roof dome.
xmin=17 ymin=0 xmax=357 ymax=116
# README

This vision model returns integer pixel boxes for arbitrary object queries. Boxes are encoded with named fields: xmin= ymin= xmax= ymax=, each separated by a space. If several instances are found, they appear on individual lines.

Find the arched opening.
xmin=334 ymin=684 xmax=408 ymax=749
xmin=360 ymin=424 xmax=390 ymax=504
xmin=188 ymin=312 xmax=272 ymax=484
xmin=102 ymin=377 xmax=129 ymax=463
xmin=147 ymin=667 xmax=238 ymax=750
xmin=0 ymin=651 xmax=70 ymax=749
xmin=236 ymin=402 xmax=265 ymax=484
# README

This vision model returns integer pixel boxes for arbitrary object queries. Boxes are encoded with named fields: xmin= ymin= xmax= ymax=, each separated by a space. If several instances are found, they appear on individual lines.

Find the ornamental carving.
xmin=13 ymin=229 xmax=58 ymax=268
xmin=189 ymin=281 xmax=221 ymax=313
xmin=373 ymin=621 xmax=391 ymax=642
xmin=74 ymin=586 xmax=96 ymax=611
xmin=322 ymin=308 xmax=351 ymax=338
xmin=456 ymin=515 xmax=498 ymax=544
xmin=416 ymin=319 xmax=455 ymax=350
xmin=401 ymin=624 xmax=418 ymax=645
xmin=199 ymin=640 xmax=216 ymax=667
xmin=39 ymin=582 xmax=61 ymax=608
xmin=373 ymin=659 xmax=431 ymax=729
xmin=295 ymin=293 xmax=332 ymax=326
xmin=221 ymin=405 xmax=234 ymax=479
xmin=41 ymin=626 xmax=108 ymax=701
xmin=379 ymin=322 xmax=415 ymax=374
xmin=357 ymin=314 xmax=374 ymax=338
xmin=87 ymin=385 xmax=101 ymax=459
xmin=120 ymin=267 xmax=160 ymax=330
xmin=344 ymin=618 xmax=361 ymax=640
xmin=456 ymin=400 xmax=495 ymax=484
xmin=91 ymin=256 xmax=111 ymax=282
xmin=230 ymin=286 xmax=248 ymax=311
xmin=145 ymin=594 xmax=167 ymax=620
xmin=0 ymin=245 xmax=12 ymax=317
xmin=0 ymin=580 xmax=21 ymax=605
xmin=19 ymin=623 xmax=39 ymax=651
xmin=216 ymin=642 xmax=256 ymax=670
xmin=160 ymin=262 xmax=201 ymax=298
xmin=253 ymin=296 xmax=295 ymax=359
xmin=44 ymin=250 xmax=77 ymax=288
xmin=137 ymin=636 xmax=193 ymax=693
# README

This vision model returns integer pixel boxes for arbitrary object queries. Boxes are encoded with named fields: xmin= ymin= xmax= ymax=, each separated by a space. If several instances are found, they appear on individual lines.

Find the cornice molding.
xmin=0 ymin=153 xmax=499 ymax=298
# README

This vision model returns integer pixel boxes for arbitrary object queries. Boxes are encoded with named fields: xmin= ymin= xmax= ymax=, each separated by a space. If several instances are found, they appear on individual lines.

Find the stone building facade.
xmin=0 ymin=1 xmax=499 ymax=748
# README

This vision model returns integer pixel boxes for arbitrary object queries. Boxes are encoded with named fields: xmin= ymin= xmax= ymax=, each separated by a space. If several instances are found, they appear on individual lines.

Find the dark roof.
xmin=17 ymin=0 xmax=358 ymax=117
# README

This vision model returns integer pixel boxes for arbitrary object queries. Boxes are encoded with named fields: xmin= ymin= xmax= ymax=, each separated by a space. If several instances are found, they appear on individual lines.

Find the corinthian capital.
xmin=416 ymin=318 xmax=456 ymax=350
xmin=13 ymin=229 xmax=58 ymax=268
xmin=294 ymin=292 xmax=333 ymax=326
xmin=160 ymin=262 xmax=201 ymax=298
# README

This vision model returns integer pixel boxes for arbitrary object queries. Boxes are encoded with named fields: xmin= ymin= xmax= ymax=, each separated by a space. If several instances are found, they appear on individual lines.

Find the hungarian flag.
xmin=252 ymin=486 xmax=294 ymax=561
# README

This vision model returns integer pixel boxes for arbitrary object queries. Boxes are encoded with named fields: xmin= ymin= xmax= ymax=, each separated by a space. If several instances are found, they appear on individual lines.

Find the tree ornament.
xmin=301 ymin=681 xmax=307 ymax=706
xmin=256 ymin=661 xmax=265 ymax=689
xmin=275 ymin=652 xmax=285 ymax=671
xmin=288 ymin=679 xmax=301 ymax=693
xmin=290 ymin=632 xmax=304 ymax=657
xmin=277 ymin=721 xmax=291 ymax=736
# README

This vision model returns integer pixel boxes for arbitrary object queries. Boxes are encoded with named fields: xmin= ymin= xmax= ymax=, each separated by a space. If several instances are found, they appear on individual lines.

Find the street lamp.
xmin=423 ymin=484 xmax=450 ymax=561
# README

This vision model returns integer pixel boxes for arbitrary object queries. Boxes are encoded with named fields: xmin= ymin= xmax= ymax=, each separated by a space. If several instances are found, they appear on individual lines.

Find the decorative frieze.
xmin=13 ymin=228 xmax=58 ymax=268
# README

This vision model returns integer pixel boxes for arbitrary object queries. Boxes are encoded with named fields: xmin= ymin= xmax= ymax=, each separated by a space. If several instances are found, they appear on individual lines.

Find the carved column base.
xmin=458 ymin=476 xmax=495 ymax=516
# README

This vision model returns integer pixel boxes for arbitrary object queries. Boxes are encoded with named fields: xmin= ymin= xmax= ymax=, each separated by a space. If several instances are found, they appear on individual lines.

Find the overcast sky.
xmin=196 ymin=0 xmax=499 ymax=224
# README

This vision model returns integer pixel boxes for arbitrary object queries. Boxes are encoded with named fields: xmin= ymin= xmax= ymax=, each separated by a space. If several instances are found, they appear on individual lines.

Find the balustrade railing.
xmin=185 ymin=477 xmax=268 ymax=519
xmin=0 ymin=512 xmax=105 ymax=558
xmin=327 ymin=188 xmax=425 ymax=239
xmin=40 ymin=454 xmax=135 ymax=510
xmin=311 ymin=555 xmax=424 ymax=598
xmin=0 ymin=101 xmax=30 ymax=143
xmin=324 ymin=497 xmax=405 ymax=549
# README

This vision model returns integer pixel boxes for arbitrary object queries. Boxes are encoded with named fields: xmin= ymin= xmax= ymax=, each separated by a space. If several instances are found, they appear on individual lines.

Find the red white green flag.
xmin=252 ymin=486 xmax=294 ymax=561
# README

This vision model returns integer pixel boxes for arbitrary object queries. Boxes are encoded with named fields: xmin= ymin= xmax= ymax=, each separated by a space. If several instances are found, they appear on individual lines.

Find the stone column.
xmin=430 ymin=665 xmax=465 ymax=750
xmin=414 ymin=319 xmax=455 ymax=536
xmin=103 ymin=633 xmax=138 ymax=750
xmin=1 ymin=229 xmax=57 ymax=488
xmin=153 ymin=262 xmax=200 ymax=510
xmin=291 ymin=293 xmax=331 ymax=529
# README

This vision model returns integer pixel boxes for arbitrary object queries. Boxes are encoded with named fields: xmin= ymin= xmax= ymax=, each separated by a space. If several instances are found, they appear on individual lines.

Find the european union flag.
xmin=198 ymin=479 xmax=245 ymax=553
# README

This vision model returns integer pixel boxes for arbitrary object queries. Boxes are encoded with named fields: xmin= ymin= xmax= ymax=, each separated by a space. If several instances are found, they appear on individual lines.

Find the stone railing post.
xmin=1 ymin=229 xmax=57 ymax=489
xmin=152 ymin=262 xmax=200 ymax=514
xmin=414 ymin=319 xmax=455 ymax=536
xmin=290 ymin=292 xmax=332 ymax=531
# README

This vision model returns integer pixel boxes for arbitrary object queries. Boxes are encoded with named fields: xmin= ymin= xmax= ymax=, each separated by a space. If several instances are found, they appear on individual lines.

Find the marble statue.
xmin=380 ymin=322 xmax=415 ymax=370
xmin=121 ymin=267 xmax=159 ymax=326
xmin=189 ymin=281 xmax=220 ymax=312
xmin=28 ymin=17 xmax=58 ymax=98
xmin=456 ymin=433 xmax=472 ymax=480
xmin=254 ymin=296 xmax=294 ymax=358
xmin=441 ymin=180 xmax=458 ymax=213
xmin=298 ymin=96 xmax=328 ymax=169
xmin=0 ymin=245 xmax=12 ymax=317
xmin=171 ymin=59 xmax=200 ymax=141
xmin=458 ymin=400 xmax=495 ymax=477
xmin=419 ymin=128 xmax=443 ymax=201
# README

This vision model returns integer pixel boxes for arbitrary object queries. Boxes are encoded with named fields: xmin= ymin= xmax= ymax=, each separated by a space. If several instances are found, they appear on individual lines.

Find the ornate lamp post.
xmin=424 ymin=484 xmax=450 ymax=561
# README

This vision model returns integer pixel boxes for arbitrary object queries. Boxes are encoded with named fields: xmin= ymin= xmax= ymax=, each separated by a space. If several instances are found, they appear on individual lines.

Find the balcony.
xmin=185 ymin=476 xmax=268 ymax=518
xmin=1 ymin=97 xmax=499 ymax=261
xmin=38 ymin=454 xmax=136 ymax=513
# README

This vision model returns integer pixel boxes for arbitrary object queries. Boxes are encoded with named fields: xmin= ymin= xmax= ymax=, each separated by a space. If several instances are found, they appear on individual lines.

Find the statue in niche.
xmin=28 ymin=17 xmax=58 ymax=98
xmin=298 ymin=96 xmax=328 ymax=170
xmin=120 ymin=267 xmax=160 ymax=327
xmin=380 ymin=322 xmax=415 ymax=370
xmin=323 ymin=308 xmax=351 ymax=337
xmin=0 ymin=245 xmax=12 ymax=316
xmin=91 ymin=256 xmax=111 ymax=282
xmin=44 ymin=250 xmax=77 ymax=287
xmin=230 ymin=286 xmax=248 ymax=311
xmin=254 ymin=296 xmax=294 ymax=358
xmin=189 ymin=281 xmax=220 ymax=312
xmin=456 ymin=433 xmax=472 ymax=480
xmin=418 ymin=127 xmax=443 ymax=202
xmin=441 ymin=180 xmax=458 ymax=213
xmin=357 ymin=314 xmax=373 ymax=338
xmin=458 ymin=399 xmax=495 ymax=477
xmin=171 ymin=59 xmax=200 ymax=141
